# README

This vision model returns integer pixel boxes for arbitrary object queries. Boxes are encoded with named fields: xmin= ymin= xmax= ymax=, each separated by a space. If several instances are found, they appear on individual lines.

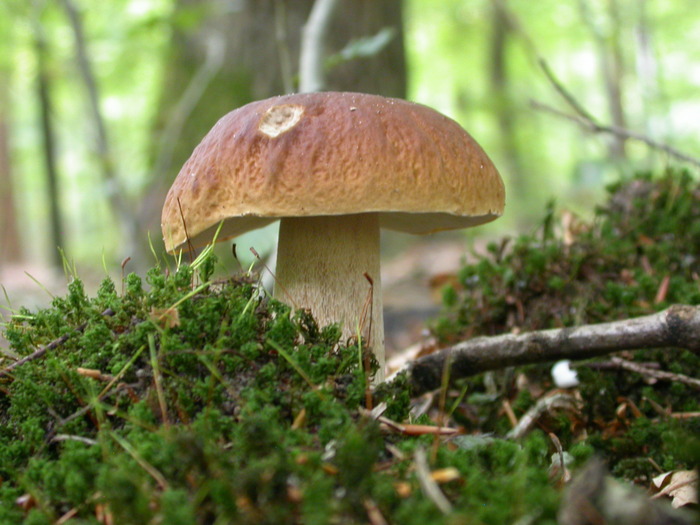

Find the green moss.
xmin=2 ymin=170 xmax=699 ymax=522
xmin=430 ymin=169 xmax=700 ymax=501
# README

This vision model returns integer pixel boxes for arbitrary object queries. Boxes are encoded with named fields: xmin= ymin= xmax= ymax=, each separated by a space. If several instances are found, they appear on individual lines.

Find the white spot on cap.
xmin=259 ymin=104 xmax=304 ymax=138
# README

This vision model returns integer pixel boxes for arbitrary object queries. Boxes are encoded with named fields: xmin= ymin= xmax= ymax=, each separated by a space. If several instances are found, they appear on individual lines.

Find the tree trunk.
xmin=578 ymin=0 xmax=628 ymax=161
xmin=0 ymin=76 xmax=22 ymax=266
xmin=136 ymin=0 xmax=406 ymax=266
xmin=35 ymin=28 xmax=64 ymax=268
xmin=488 ymin=1 xmax=523 ymax=193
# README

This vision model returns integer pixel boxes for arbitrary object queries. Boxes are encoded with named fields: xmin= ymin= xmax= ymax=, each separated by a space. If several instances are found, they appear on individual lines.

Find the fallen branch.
xmin=395 ymin=304 xmax=700 ymax=397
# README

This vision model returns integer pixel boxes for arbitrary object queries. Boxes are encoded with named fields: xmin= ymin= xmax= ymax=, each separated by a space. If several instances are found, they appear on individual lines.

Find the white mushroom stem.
xmin=274 ymin=214 xmax=385 ymax=380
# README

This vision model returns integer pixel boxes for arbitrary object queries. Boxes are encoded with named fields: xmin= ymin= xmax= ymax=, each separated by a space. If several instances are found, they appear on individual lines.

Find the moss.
xmin=2 ymin=257 xmax=564 ymax=522
xmin=1 ymin=170 xmax=699 ymax=522
xmin=430 ymin=169 xmax=699 ymax=498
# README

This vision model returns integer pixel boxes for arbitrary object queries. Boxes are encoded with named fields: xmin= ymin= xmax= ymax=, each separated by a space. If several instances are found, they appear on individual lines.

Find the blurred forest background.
xmin=1 ymin=0 xmax=699 ymax=347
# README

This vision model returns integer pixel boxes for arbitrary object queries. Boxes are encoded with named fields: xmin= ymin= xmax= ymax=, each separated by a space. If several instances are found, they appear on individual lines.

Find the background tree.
xmin=0 ymin=84 xmax=21 ymax=267
xmin=1 ymin=0 xmax=699 ymax=280
xmin=0 ymin=14 xmax=21 ymax=267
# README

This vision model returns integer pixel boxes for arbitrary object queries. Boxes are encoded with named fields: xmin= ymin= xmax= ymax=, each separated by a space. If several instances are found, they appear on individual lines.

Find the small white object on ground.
xmin=552 ymin=360 xmax=579 ymax=388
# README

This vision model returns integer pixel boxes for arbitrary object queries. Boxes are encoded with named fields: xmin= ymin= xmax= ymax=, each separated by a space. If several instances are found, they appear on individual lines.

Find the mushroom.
xmin=161 ymin=92 xmax=505 ymax=380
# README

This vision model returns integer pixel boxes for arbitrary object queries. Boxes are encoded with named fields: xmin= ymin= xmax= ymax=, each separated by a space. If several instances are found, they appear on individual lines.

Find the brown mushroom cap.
xmin=161 ymin=91 xmax=505 ymax=252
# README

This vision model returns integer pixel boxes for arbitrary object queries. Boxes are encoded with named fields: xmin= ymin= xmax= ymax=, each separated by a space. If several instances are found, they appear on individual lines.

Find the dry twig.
xmin=0 ymin=308 xmax=115 ymax=377
xmin=492 ymin=0 xmax=700 ymax=169
xmin=414 ymin=447 xmax=452 ymax=515
xmin=608 ymin=356 xmax=700 ymax=390
xmin=506 ymin=392 xmax=580 ymax=440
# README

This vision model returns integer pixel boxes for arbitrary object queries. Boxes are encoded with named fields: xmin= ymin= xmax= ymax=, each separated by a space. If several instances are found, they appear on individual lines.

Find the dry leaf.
xmin=15 ymin=493 xmax=35 ymax=511
xmin=291 ymin=408 xmax=306 ymax=430
xmin=652 ymin=469 xmax=698 ymax=508
xmin=321 ymin=463 xmax=339 ymax=475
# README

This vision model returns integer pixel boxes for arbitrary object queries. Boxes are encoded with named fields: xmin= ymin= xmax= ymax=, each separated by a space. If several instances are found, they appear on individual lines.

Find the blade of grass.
xmin=267 ymin=339 xmax=318 ymax=392
xmin=24 ymin=272 xmax=56 ymax=299
xmin=110 ymin=432 xmax=168 ymax=490
xmin=148 ymin=333 xmax=169 ymax=427
xmin=98 ymin=344 xmax=147 ymax=399
xmin=191 ymin=221 xmax=224 ymax=271
xmin=195 ymin=353 xmax=239 ymax=401
xmin=1 ymin=284 xmax=12 ymax=310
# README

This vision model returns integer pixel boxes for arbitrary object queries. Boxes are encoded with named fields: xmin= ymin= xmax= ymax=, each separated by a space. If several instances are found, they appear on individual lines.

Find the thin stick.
xmin=1 ymin=308 xmax=115 ymax=377
xmin=250 ymin=247 xmax=298 ymax=309
xmin=414 ymin=447 xmax=452 ymax=515
xmin=177 ymin=197 xmax=195 ymax=262
xmin=531 ymin=100 xmax=700 ymax=169
xmin=120 ymin=256 xmax=131 ymax=296
xmin=609 ymin=356 xmax=700 ymax=390
xmin=360 ymin=272 xmax=374 ymax=347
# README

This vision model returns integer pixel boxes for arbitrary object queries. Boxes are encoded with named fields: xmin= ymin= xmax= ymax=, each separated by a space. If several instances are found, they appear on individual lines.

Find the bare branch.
xmin=536 ymin=59 xmax=598 ymax=124
xmin=493 ymin=0 xmax=700 ymax=169
xmin=531 ymin=99 xmax=700 ymax=169
xmin=392 ymin=305 xmax=700 ymax=397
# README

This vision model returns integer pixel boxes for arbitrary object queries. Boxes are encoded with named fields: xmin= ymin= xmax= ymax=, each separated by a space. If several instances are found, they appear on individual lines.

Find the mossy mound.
xmin=1 ymin=169 xmax=698 ymax=523
xmin=1 ymin=257 xmax=560 ymax=524
xmin=432 ymin=168 xmax=700 ymax=484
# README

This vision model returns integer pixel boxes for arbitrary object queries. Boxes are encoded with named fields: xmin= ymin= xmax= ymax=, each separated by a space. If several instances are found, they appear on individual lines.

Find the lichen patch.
xmin=259 ymin=104 xmax=304 ymax=138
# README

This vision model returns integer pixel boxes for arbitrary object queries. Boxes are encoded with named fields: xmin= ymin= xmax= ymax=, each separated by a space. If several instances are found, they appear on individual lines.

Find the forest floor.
xmin=0 ymin=169 xmax=698 ymax=524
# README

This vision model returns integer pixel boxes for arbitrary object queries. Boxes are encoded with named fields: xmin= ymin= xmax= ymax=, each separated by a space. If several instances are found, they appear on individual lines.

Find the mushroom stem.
xmin=274 ymin=214 xmax=385 ymax=379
